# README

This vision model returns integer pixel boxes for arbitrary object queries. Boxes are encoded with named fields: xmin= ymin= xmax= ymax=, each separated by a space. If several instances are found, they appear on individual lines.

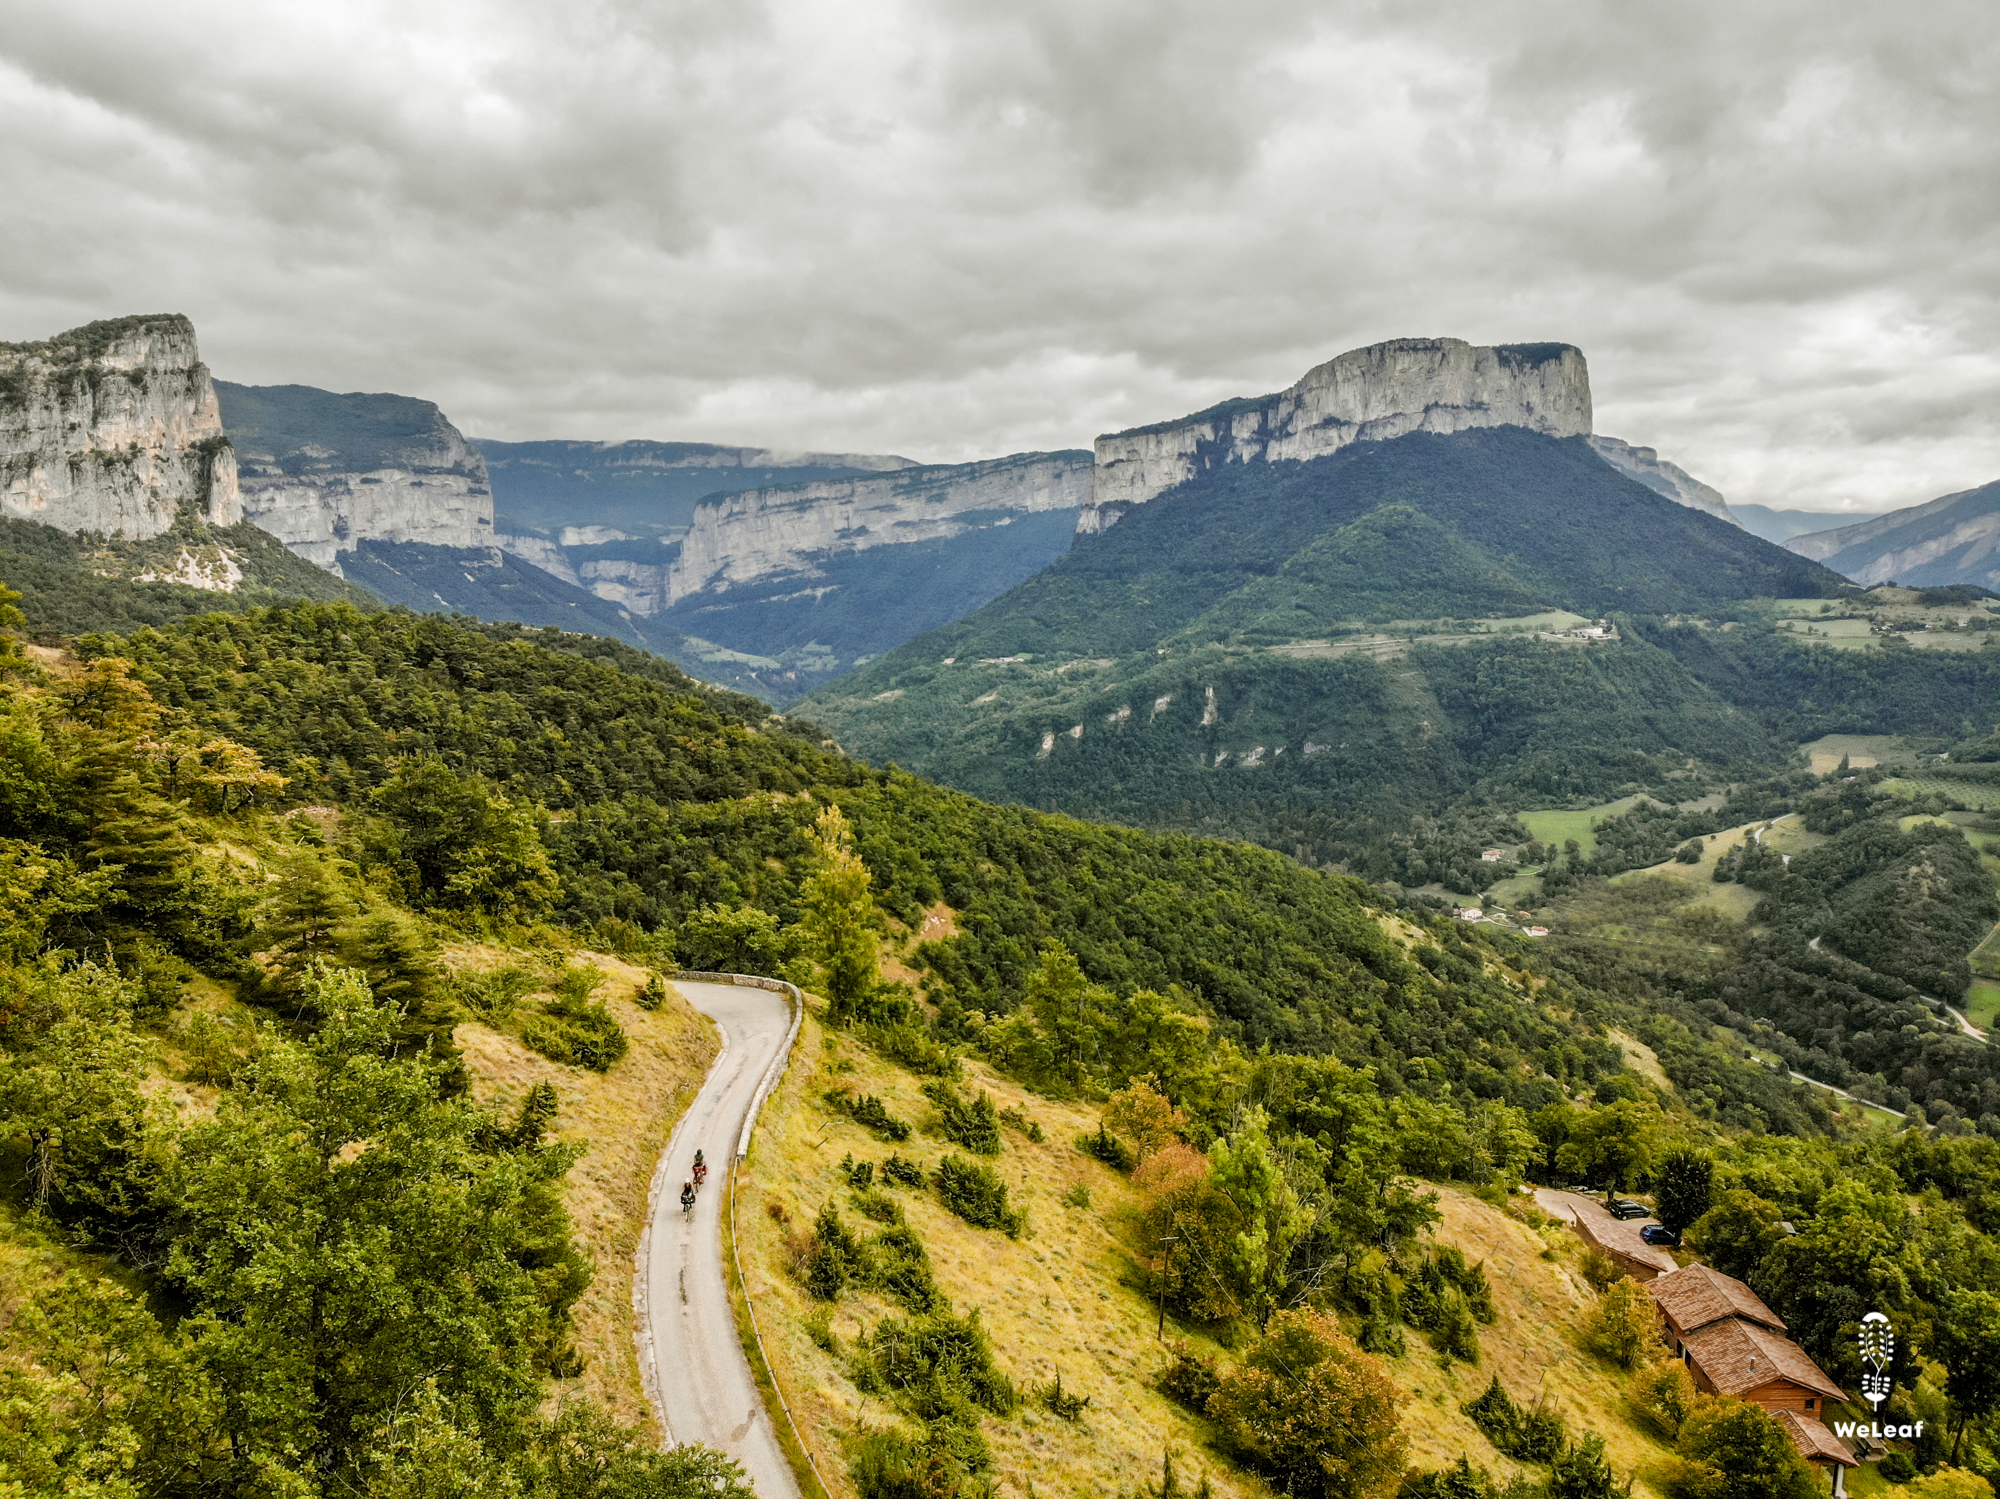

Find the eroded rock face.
xmin=217 ymin=381 xmax=494 ymax=569
xmin=0 ymin=314 xmax=241 ymax=537
xmin=1083 ymin=337 xmax=1592 ymax=532
xmin=1587 ymin=436 xmax=1738 ymax=525
xmin=665 ymin=450 xmax=1093 ymax=605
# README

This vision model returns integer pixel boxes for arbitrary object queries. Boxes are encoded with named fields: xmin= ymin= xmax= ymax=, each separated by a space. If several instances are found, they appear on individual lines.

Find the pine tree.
xmin=793 ymin=804 xmax=880 ymax=1024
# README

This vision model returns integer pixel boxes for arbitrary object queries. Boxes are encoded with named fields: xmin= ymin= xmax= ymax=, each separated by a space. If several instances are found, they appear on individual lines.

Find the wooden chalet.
xmin=1646 ymin=1265 xmax=1857 ymax=1492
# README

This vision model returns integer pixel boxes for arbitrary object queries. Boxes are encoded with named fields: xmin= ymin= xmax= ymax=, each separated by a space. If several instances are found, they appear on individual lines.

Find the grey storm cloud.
xmin=4 ymin=0 xmax=1999 ymax=513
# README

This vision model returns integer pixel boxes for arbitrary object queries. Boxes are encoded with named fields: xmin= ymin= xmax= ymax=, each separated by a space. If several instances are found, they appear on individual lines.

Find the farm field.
xmin=1518 ymin=795 xmax=1651 ymax=860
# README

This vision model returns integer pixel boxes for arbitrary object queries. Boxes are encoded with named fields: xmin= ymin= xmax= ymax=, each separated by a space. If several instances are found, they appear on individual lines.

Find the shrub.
xmin=803 ymin=1203 xmax=864 ymax=1301
xmin=923 ymin=1082 xmax=1001 ymax=1155
xmin=840 ymin=1154 xmax=875 ymax=1189
xmin=1158 ymin=1342 xmax=1221 ymax=1412
xmin=870 ymin=1224 xmax=941 ymax=1314
xmin=636 ymin=970 xmax=668 ymax=1010
xmin=445 ymin=961 xmax=539 ymax=1020
xmin=932 ymin=1155 xmax=1024 ymax=1235
xmin=881 ymin=1154 xmax=926 ymax=1189
xmin=520 ymin=976 xmax=630 ymax=1071
xmin=1078 ymin=1123 xmax=1135 ymax=1171
xmin=1578 ymin=1246 xmax=1626 ymax=1292
xmin=852 ymin=1189 xmax=902 ymax=1225
xmin=999 ymin=1103 xmax=1044 ymax=1143
xmin=1398 ymin=1458 xmax=1496 ymax=1498
xmin=847 ymin=1426 xmax=971 ymax=1499
xmin=1208 ymin=1309 xmax=1407 ymax=1499
xmin=1039 ymin=1369 xmax=1089 ymax=1420
xmin=868 ymin=1308 xmax=1017 ymax=1418
xmin=1583 ymin=1280 xmax=1662 ymax=1370
xmin=1549 ymin=1434 xmax=1622 ymax=1499
xmin=804 ymin=1307 xmax=839 ymax=1354
xmin=1061 ymin=1182 xmax=1091 ymax=1210
xmin=830 ymin=1091 xmax=912 ymax=1142
xmin=867 ymin=1021 xmax=958 ymax=1078
xmin=1462 ymin=1377 xmax=1563 ymax=1463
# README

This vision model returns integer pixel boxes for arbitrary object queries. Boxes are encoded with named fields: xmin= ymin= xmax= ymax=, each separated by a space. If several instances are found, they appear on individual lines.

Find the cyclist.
xmin=679 ymin=1180 xmax=696 ymax=1215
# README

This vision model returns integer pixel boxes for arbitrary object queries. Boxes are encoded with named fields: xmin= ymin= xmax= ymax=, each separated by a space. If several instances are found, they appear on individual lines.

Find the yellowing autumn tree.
xmin=1207 ymin=1308 xmax=1407 ymax=1499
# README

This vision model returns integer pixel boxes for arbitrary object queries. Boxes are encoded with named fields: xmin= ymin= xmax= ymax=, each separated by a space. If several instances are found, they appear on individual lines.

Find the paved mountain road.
xmin=634 ymin=979 xmax=803 ymax=1499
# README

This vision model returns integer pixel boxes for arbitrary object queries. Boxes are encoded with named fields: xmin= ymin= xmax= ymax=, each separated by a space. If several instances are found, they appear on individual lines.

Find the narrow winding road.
xmin=635 ymin=979 xmax=803 ymax=1499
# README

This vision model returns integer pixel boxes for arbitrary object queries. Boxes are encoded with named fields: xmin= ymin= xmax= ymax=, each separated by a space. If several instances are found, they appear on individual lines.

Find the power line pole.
xmin=1156 ymin=1215 xmax=1180 ymax=1340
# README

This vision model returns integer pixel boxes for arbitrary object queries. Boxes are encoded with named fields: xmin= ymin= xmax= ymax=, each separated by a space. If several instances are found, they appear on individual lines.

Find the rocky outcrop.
xmin=1784 ymin=480 xmax=2000 ymax=590
xmin=1587 ymin=436 xmax=1738 ymax=525
xmin=665 ymin=450 xmax=1093 ymax=605
xmin=218 ymin=382 xmax=494 ymax=569
xmin=0 ymin=314 xmax=241 ymax=537
xmin=1082 ymin=337 xmax=1592 ymax=532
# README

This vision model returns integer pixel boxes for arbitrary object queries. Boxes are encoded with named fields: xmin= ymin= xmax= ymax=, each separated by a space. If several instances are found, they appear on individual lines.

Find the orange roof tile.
xmin=1648 ymin=1264 xmax=1788 ymax=1335
xmin=1683 ymin=1318 xmax=1846 ymax=1402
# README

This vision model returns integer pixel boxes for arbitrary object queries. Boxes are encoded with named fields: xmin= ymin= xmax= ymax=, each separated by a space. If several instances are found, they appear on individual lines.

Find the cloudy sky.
xmin=5 ymin=0 xmax=1998 ymax=514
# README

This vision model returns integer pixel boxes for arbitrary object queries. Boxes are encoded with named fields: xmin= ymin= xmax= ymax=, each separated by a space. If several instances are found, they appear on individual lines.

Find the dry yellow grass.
xmin=454 ymin=951 xmax=718 ymax=1433
xmin=1379 ymin=1193 xmax=1677 ymax=1497
xmin=738 ymin=1009 xmax=1265 ymax=1499
xmin=736 ymin=1011 xmax=1681 ymax=1498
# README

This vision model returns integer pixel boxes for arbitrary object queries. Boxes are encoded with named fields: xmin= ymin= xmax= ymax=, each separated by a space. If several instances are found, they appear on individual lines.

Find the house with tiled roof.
xmin=1645 ymin=1264 xmax=1857 ymax=1493
xmin=1650 ymin=1263 xmax=1788 ymax=1342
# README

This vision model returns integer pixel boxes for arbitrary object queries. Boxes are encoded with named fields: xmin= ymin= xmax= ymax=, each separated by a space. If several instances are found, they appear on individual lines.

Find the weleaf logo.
xmin=1859 ymin=1311 xmax=1895 ymax=1411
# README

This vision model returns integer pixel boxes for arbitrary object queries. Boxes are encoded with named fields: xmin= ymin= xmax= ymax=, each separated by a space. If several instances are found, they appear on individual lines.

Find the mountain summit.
xmin=1081 ymin=337 xmax=1592 ymax=532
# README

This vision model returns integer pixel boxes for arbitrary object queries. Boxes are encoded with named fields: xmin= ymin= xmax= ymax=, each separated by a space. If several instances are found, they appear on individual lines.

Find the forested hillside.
xmin=803 ymin=431 xmax=2000 ymax=892
xmin=7 ymin=582 xmax=2000 ymax=1498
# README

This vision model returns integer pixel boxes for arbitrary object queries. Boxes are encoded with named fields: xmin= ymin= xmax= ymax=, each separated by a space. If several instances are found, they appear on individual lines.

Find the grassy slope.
xmin=736 ymin=1006 xmax=1681 ymax=1499
xmin=452 ymin=954 xmax=719 ymax=1432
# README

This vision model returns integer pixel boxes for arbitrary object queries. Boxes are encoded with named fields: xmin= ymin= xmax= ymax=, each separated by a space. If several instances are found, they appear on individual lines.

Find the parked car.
xmin=1640 ymin=1225 xmax=1681 ymax=1247
xmin=1607 ymin=1199 xmax=1652 ymax=1220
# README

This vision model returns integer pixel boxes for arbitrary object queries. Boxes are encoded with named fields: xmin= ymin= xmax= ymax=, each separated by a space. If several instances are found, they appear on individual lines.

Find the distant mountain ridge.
xmin=1784 ymin=479 xmax=2000 ymax=591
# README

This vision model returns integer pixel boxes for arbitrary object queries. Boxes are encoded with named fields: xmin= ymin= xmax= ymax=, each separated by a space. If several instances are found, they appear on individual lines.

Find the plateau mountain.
xmin=801 ymin=339 xmax=1888 ymax=884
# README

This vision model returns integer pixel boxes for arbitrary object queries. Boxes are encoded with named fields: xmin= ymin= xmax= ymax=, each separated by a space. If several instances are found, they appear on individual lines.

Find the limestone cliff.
xmin=0 ymin=314 xmax=241 ymax=538
xmin=666 ymin=450 xmax=1092 ymax=606
xmin=1587 ymin=436 xmax=1738 ymax=525
xmin=1082 ymin=337 xmax=1592 ymax=532
xmin=217 ymin=382 xmax=494 ymax=569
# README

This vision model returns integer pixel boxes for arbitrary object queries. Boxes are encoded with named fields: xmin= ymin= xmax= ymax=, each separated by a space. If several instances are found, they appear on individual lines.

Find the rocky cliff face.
xmin=217 ymin=382 xmax=493 ymax=569
xmin=0 ymin=314 xmax=241 ymax=538
xmin=1586 ymin=436 xmax=1738 ymax=525
xmin=1082 ymin=337 xmax=1592 ymax=532
xmin=665 ymin=450 xmax=1092 ymax=606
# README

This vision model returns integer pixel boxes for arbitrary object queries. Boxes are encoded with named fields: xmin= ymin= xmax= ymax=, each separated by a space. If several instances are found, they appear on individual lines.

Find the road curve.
xmin=634 ymin=980 xmax=803 ymax=1499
